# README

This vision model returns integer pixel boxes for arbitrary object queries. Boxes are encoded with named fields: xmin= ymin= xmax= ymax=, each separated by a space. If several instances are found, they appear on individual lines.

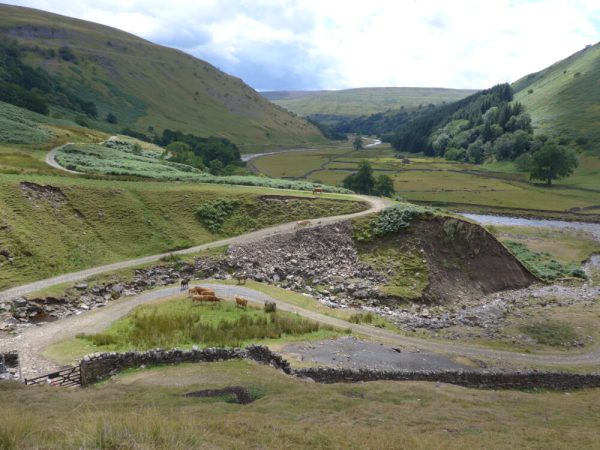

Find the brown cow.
xmin=235 ymin=295 xmax=248 ymax=308
xmin=188 ymin=286 xmax=215 ymax=297
xmin=192 ymin=293 xmax=220 ymax=303
xmin=234 ymin=271 xmax=248 ymax=285
xmin=312 ymin=187 xmax=322 ymax=195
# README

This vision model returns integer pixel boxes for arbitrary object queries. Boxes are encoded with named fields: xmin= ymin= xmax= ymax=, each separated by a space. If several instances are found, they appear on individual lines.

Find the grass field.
xmin=2 ymin=360 xmax=600 ymax=449
xmin=0 ymin=174 xmax=366 ymax=289
xmin=47 ymin=296 xmax=342 ymax=361
xmin=253 ymin=144 xmax=600 ymax=217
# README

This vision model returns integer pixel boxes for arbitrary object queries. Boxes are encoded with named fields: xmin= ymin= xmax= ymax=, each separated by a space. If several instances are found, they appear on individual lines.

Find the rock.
xmin=75 ymin=283 xmax=88 ymax=290
xmin=13 ymin=297 xmax=27 ymax=308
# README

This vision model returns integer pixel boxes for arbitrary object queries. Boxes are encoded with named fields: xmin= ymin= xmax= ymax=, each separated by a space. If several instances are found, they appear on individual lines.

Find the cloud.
xmin=6 ymin=0 xmax=600 ymax=90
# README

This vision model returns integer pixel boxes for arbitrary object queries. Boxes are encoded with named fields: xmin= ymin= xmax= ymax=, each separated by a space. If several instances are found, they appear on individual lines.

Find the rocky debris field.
xmin=0 ymin=266 xmax=188 ymax=335
xmin=2 ymin=222 xmax=597 ymax=343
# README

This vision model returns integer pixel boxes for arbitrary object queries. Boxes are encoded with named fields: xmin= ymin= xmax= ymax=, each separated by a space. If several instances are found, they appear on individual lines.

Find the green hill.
xmin=0 ymin=4 xmax=325 ymax=146
xmin=513 ymin=42 xmax=600 ymax=152
xmin=262 ymin=87 xmax=476 ymax=117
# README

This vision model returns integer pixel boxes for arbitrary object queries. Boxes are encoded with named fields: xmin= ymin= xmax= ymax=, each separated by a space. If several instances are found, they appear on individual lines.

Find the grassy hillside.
xmin=263 ymin=87 xmax=476 ymax=117
xmin=0 ymin=175 xmax=365 ymax=289
xmin=0 ymin=4 xmax=326 ymax=146
xmin=513 ymin=42 xmax=600 ymax=153
xmin=3 ymin=361 xmax=600 ymax=448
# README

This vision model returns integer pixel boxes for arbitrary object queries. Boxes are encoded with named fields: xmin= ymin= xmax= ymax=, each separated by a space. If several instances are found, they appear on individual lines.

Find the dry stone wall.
xmin=78 ymin=346 xmax=600 ymax=391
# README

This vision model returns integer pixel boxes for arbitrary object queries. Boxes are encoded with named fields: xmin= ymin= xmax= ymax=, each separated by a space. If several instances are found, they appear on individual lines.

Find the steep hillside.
xmin=513 ymin=42 xmax=600 ymax=152
xmin=0 ymin=175 xmax=366 ymax=290
xmin=263 ymin=87 xmax=476 ymax=117
xmin=0 ymin=4 xmax=325 ymax=145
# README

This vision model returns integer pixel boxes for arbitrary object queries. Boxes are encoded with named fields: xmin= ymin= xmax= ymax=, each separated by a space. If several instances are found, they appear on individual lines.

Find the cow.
xmin=233 ymin=271 xmax=248 ymax=285
xmin=188 ymin=286 xmax=215 ymax=297
xmin=235 ymin=295 xmax=248 ymax=309
xmin=312 ymin=187 xmax=322 ymax=195
xmin=180 ymin=278 xmax=190 ymax=290
xmin=192 ymin=293 xmax=220 ymax=303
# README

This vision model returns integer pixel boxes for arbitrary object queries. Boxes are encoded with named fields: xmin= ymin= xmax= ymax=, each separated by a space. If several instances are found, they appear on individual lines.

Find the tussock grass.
xmin=2 ymin=361 xmax=600 ymax=448
xmin=80 ymin=298 xmax=337 ymax=350
xmin=520 ymin=321 xmax=580 ymax=347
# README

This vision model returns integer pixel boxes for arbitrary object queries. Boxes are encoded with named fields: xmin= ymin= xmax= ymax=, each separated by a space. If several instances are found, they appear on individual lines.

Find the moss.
xmin=357 ymin=234 xmax=429 ymax=300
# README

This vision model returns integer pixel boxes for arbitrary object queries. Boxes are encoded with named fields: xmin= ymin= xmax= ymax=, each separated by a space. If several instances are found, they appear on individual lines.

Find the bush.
xmin=520 ymin=321 xmax=580 ymax=347
xmin=74 ymin=115 xmax=89 ymax=127
xmin=264 ymin=301 xmax=277 ymax=313
xmin=196 ymin=198 xmax=240 ymax=233
xmin=354 ymin=204 xmax=435 ymax=242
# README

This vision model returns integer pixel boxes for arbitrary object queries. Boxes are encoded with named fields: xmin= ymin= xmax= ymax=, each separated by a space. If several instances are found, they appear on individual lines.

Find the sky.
xmin=7 ymin=0 xmax=600 ymax=91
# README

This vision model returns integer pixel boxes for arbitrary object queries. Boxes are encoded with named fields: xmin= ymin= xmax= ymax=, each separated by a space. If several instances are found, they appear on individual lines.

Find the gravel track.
xmin=4 ymin=282 xmax=600 ymax=378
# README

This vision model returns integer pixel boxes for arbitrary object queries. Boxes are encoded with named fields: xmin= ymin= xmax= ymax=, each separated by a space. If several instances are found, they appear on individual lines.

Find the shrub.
xmin=264 ymin=301 xmax=277 ymax=313
xmin=196 ymin=198 xmax=240 ymax=233
xmin=353 ymin=204 xmax=436 ymax=242
xmin=520 ymin=321 xmax=580 ymax=347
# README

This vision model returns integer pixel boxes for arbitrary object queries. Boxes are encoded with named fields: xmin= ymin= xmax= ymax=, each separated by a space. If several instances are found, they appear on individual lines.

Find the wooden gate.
xmin=24 ymin=365 xmax=81 ymax=387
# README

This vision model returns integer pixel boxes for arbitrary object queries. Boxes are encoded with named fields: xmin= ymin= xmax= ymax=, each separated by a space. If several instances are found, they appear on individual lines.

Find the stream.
xmin=460 ymin=213 xmax=600 ymax=270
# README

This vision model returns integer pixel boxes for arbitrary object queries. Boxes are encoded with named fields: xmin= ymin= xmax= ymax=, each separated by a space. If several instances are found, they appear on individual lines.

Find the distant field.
xmin=263 ymin=87 xmax=476 ymax=116
xmin=253 ymin=145 xmax=600 ymax=217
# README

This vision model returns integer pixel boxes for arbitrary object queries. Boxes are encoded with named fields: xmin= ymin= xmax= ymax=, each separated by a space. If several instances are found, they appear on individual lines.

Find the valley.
xmin=0 ymin=3 xmax=599 ymax=449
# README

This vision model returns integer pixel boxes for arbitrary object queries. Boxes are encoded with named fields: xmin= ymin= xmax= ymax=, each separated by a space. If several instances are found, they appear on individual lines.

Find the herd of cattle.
xmin=182 ymin=282 xmax=249 ymax=308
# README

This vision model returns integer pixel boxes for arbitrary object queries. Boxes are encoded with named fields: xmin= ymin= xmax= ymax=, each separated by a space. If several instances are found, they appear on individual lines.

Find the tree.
xmin=208 ymin=159 xmax=224 ymax=175
xmin=529 ymin=143 xmax=578 ymax=185
xmin=374 ymin=175 xmax=395 ymax=197
xmin=353 ymin=136 xmax=363 ymax=150
xmin=342 ymin=161 xmax=375 ymax=194
xmin=106 ymin=112 xmax=118 ymax=124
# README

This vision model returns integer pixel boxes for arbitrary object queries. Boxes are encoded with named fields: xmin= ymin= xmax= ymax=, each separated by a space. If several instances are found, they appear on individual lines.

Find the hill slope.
xmin=513 ymin=42 xmax=600 ymax=152
xmin=263 ymin=87 xmax=476 ymax=117
xmin=0 ymin=4 xmax=325 ymax=145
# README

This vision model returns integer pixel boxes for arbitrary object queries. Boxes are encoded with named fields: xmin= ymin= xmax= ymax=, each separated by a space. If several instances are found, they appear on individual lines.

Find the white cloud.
xmin=6 ymin=0 xmax=600 ymax=90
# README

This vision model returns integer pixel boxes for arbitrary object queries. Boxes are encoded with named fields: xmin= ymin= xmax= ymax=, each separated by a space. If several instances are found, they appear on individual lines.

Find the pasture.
xmin=252 ymin=143 xmax=600 ymax=217
xmin=45 ymin=296 xmax=342 ymax=363
xmin=2 ymin=360 xmax=600 ymax=449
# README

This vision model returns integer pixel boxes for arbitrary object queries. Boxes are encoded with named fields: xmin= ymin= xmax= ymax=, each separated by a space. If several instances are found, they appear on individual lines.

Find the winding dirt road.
xmin=4 ymin=282 xmax=600 ymax=379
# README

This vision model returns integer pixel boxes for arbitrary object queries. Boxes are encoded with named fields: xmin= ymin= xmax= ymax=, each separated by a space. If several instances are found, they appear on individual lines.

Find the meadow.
xmin=73 ymin=296 xmax=340 ymax=351
xmin=252 ymin=143 xmax=600 ymax=217
xmin=2 ymin=360 xmax=600 ymax=449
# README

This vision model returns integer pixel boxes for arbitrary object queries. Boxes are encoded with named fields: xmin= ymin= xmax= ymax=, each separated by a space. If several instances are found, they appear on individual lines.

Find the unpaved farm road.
xmin=4 ymin=283 xmax=600 ymax=379
xmin=0 ymin=195 xmax=389 ymax=304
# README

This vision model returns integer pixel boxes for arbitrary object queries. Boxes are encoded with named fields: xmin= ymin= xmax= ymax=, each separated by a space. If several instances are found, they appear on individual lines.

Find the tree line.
xmin=0 ymin=39 xmax=97 ymax=118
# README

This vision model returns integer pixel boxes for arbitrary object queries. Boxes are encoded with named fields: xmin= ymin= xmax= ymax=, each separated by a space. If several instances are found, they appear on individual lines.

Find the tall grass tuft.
xmin=80 ymin=299 xmax=329 ymax=349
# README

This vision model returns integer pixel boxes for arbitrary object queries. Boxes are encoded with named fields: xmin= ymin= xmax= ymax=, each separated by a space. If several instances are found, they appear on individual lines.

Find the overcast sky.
xmin=7 ymin=0 xmax=600 ymax=91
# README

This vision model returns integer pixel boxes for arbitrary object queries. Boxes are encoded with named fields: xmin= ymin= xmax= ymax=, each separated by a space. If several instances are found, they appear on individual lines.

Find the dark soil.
xmin=183 ymin=386 xmax=257 ymax=404
xmin=414 ymin=217 xmax=538 ymax=302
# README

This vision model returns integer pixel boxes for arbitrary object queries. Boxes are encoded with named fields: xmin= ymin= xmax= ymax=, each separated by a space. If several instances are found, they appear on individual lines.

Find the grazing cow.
xmin=312 ymin=187 xmax=322 ymax=195
xmin=235 ymin=295 xmax=248 ymax=308
xmin=296 ymin=220 xmax=311 ymax=229
xmin=192 ymin=293 xmax=220 ymax=303
xmin=188 ymin=286 xmax=215 ymax=297
xmin=234 ymin=271 xmax=248 ymax=285
xmin=180 ymin=278 xmax=190 ymax=290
